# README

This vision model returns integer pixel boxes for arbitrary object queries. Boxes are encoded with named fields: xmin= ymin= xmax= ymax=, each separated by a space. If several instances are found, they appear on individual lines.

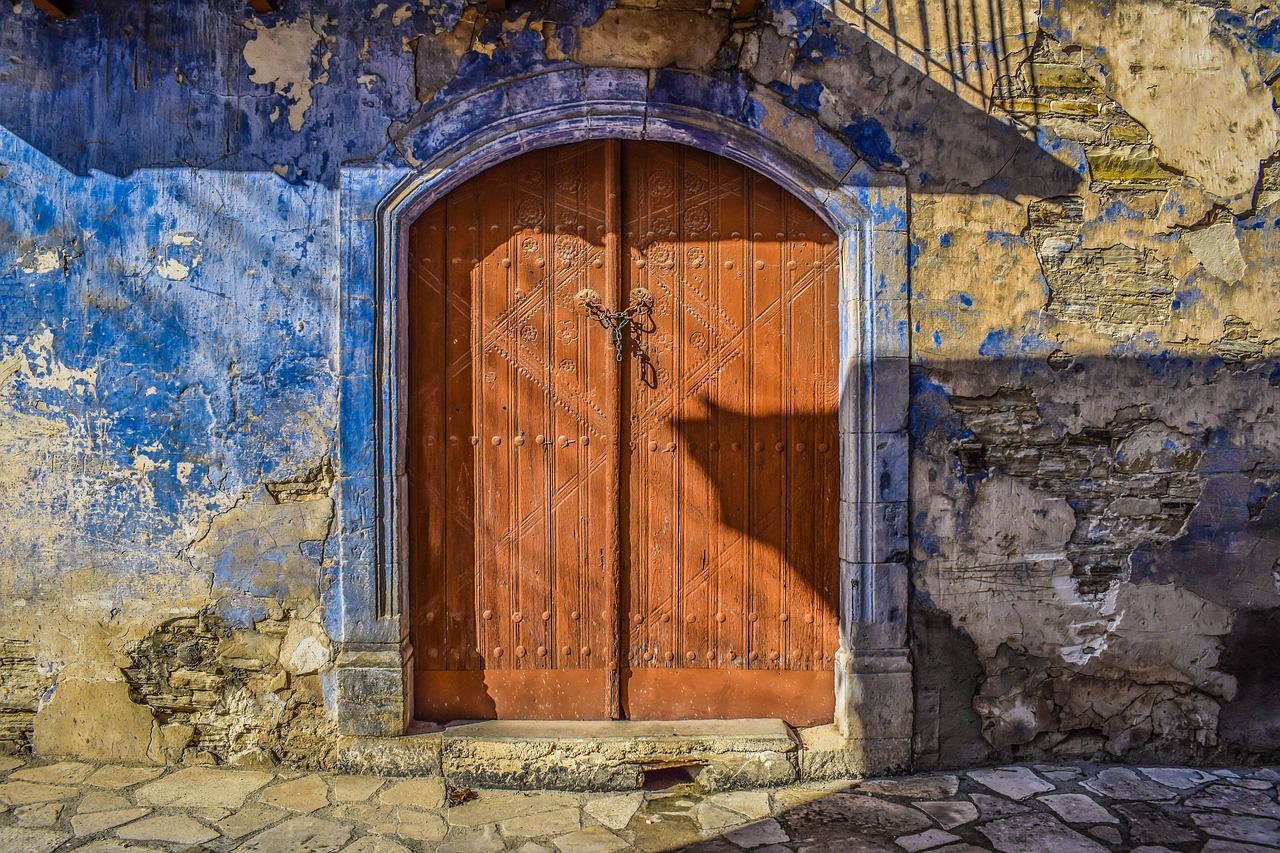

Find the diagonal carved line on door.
xmin=481 ymin=336 xmax=611 ymax=435
xmin=488 ymin=450 xmax=607 ymax=553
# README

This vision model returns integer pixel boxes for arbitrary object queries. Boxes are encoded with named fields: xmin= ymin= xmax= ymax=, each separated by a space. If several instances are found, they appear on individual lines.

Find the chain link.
xmin=581 ymin=291 xmax=652 ymax=362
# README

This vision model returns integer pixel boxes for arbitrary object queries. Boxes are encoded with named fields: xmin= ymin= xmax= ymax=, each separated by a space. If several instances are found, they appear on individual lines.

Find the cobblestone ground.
xmin=0 ymin=754 xmax=1277 ymax=852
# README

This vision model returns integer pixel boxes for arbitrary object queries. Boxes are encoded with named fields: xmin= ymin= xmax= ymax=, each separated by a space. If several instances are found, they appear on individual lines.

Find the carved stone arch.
xmin=332 ymin=67 xmax=912 ymax=775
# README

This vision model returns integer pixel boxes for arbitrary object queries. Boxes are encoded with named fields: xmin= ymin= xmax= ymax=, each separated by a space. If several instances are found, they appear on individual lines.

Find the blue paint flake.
xmin=839 ymin=116 xmax=901 ymax=169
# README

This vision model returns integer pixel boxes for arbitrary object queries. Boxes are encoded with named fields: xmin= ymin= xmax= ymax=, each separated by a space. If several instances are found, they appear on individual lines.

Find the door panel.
xmin=409 ymin=142 xmax=617 ymax=720
xmin=619 ymin=142 xmax=840 ymax=725
xmin=409 ymin=140 xmax=839 ymax=725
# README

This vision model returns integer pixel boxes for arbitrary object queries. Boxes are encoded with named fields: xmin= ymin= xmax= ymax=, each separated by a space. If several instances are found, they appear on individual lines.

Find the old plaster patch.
xmin=243 ymin=17 xmax=334 ymax=132
xmin=18 ymin=247 xmax=62 ymax=275
xmin=157 ymin=233 xmax=202 ymax=282
xmin=1056 ymin=0 xmax=1280 ymax=208
xmin=16 ymin=329 xmax=96 ymax=393
xmin=1183 ymin=222 xmax=1246 ymax=284
xmin=572 ymin=9 xmax=730 ymax=70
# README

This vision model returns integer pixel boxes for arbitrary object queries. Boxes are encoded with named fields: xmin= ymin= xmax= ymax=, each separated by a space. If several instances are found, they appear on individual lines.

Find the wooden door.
xmin=620 ymin=143 xmax=841 ymax=723
xmin=408 ymin=142 xmax=620 ymax=720
xmin=408 ymin=141 xmax=839 ymax=725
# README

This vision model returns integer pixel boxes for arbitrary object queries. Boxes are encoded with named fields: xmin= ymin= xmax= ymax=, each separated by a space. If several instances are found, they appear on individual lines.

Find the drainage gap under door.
xmin=642 ymin=764 xmax=706 ymax=790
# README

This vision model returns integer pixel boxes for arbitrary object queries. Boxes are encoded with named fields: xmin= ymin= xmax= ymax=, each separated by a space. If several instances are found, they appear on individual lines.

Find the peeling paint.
xmin=243 ymin=17 xmax=335 ymax=133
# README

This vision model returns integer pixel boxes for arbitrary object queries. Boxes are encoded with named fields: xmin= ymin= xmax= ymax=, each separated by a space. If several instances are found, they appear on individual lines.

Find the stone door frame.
xmin=331 ymin=68 xmax=913 ymax=773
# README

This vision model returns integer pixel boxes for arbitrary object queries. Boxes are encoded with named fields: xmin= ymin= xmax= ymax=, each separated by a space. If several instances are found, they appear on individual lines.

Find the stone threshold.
xmin=337 ymin=718 xmax=803 ymax=792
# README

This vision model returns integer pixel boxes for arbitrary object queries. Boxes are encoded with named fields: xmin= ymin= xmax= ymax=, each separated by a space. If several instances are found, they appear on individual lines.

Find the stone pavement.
xmin=0 ymin=754 xmax=1276 ymax=852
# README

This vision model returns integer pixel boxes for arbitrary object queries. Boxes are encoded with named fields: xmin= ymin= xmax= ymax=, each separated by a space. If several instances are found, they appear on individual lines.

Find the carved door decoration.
xmin=408 ymin=141 xmax=840 ymax=725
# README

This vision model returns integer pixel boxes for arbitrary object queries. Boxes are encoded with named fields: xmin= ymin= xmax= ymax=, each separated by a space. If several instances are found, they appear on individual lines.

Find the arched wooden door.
xmin=407 ymin=140 xmax=840 ymax=725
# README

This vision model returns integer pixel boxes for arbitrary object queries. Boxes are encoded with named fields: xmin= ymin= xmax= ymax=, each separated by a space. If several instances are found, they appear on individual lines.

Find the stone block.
xmin=1048 ymin=99 xmax=1101 ymax=117
xmin=1088 ymin=150 xmax=1177 ymax=182
xmin=840 ymin=665 xmax=914 ymax=742
xmin=1021 ymin=62 xmax=1097 ymax=90
xmin=868 ymin=356 xmax=910 ymax=435
xmin=136 ymin=767 xmax=274 ymax=809
xmin=797 ymin=723 xmax=911 ymax=780
xmin=847 ymin=562 xmax=910 ymax=650
xmin=32 ymin=679 xmax=163 ymax=766
xmin=332 ymin=665 xmax=406 ymax=738
xmin=335 ymin=732 xmax=441 ymax=777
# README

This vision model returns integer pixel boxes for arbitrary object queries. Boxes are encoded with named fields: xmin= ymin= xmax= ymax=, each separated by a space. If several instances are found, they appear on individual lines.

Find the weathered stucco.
xmin=0 ymin=0 xmax=1277 ymax=777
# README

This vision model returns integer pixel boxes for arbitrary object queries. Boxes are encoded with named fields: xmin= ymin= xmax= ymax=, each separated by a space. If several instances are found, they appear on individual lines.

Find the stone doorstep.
xmin=441 ymin=719 xmax=802 ymax=792
xmin=446 ymin=719 xmax=798 ymax=751
xmin=338 ymin=720 xmax=878 ymax=792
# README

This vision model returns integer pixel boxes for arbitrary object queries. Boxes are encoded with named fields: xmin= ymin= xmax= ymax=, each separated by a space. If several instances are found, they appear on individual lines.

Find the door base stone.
xmin=443 ymin=720 xmax=800 ymax=792
xmin=339 ymin=719 xmax=822 ymax=791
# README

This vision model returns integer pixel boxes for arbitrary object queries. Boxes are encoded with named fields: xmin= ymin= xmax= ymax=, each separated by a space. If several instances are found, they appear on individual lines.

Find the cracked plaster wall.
xmin=0 ymin=0 xmax=1277 ymax=770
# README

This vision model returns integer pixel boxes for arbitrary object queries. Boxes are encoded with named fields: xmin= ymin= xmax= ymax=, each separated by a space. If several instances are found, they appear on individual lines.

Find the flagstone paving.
xmin=0 ymin=754 xmax=1274 ymax=851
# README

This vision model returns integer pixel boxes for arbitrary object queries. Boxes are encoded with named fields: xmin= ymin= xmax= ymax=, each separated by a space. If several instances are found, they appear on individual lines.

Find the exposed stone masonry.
xmin=0 ymin=640 xmax=36 ymax=754
xmin=122 ymin=614 xmax=336 ymax=769
xmin=947 ymin=387 xmax=1204 ymax=588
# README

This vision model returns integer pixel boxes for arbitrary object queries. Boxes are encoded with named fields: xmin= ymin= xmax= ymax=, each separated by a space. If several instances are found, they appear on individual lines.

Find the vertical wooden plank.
xmin=513 ymin=148 xmax=551 ymax=674
xmin=444 ymin=187 xmax=479 ymax=675
xmin=781 ymin=180 xmax=818 ymax=671
xmin=744 ymin=167 xmax=787 ymax=674
xmin=407 ymin=206 xmax=448 ymax=672
xmin=815 ymin=209 xmax=842 ymax=667
xmin=603 ymin=139 xmax=623 ymax=719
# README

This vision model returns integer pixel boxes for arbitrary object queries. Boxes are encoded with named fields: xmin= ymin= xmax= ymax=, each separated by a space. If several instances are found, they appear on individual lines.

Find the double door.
xmin=407 ymin=140 xmax=840 ymax=725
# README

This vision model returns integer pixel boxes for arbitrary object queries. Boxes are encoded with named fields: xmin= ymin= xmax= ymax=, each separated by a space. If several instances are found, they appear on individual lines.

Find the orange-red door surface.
xmin=408 ymin=141 xmax=840 ymax=724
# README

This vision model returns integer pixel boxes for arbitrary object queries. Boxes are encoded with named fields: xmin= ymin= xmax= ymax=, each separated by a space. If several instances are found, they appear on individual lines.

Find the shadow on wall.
xmin=0 ymin=0 xmax=1082 ymax=198
xmin=663 ymin=350 xmax=1280 ymax=765
xmin=907 ymin=351 xmax=1280 ymax=767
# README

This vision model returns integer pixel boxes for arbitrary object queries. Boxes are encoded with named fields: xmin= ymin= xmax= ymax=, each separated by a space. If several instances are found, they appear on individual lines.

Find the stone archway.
xmin=331 ymin=69 xmax=912 ymax=778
